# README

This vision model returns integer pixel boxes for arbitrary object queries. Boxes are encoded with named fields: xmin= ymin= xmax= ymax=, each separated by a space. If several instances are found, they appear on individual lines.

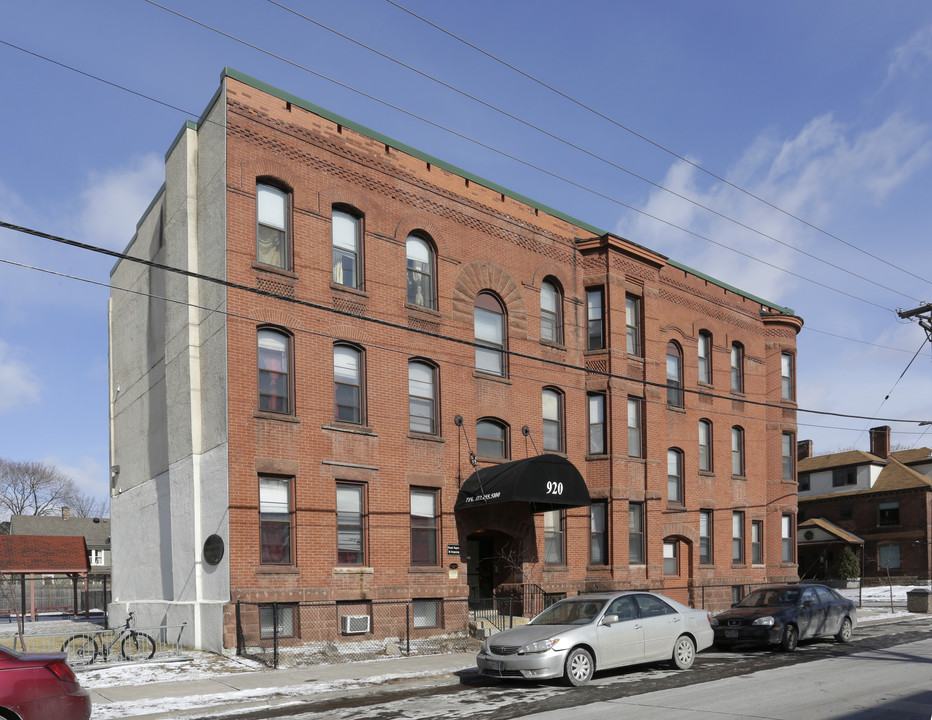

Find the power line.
xmin=0 ymin=28 xmax=905 ymax=314
xmin=264 ymin=0 xmax=919 ymax=304
xmin=3 ymin=219 xmax=930 ymax=429
xmin=383 ymin=0 xmax=932 ymax=291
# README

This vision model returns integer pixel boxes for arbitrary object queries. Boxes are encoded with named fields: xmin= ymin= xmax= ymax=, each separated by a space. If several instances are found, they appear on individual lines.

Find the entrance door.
xmin=466 ymin=533 xmax=495 ymax=607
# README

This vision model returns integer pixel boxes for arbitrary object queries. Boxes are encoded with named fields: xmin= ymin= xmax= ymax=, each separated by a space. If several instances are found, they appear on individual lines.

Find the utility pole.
xmin=898 ymin=303 xmax=932 ymax=343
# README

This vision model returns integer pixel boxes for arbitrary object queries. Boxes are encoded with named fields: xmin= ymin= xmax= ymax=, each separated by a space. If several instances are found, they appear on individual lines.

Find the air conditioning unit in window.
xmin=341 ymin=614 xmax=370 ymax=634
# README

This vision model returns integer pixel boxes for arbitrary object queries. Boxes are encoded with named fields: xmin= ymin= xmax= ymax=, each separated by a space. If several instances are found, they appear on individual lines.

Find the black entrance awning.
xmin=455 ymin=454 xmax=590 ymax=513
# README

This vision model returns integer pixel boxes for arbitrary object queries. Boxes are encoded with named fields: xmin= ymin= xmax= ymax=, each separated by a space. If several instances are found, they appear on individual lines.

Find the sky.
xmin=1 ymin=1 xmax=931 ymax=509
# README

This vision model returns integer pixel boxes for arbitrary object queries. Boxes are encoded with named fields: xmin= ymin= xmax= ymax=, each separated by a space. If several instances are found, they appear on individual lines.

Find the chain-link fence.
xmin=0 ymin=576 xmax=110 ymax=620
xmin=236 ymin=598 xmax=481 ymax=668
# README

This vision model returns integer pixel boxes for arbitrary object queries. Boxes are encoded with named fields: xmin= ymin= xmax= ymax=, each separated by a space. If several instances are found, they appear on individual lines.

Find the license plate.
xmin=725 ymin=630 xmax=739 ymax=638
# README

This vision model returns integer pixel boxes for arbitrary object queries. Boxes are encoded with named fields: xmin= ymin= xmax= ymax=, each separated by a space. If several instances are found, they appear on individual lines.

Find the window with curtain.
xmin=258 ymin=328 xmax=291 ymax=414
xmin=406 ymin=234 xmax=434 ymax=308
xmin=337 ymin=483 xmax=365 ymax=565
xmin=699 ymin=419 xmax=712 ymax=471
xmin=477 ymin=418 xmax=508 ymax=459
xmin=782 ymin=515 xmax=794 ymax=562
xmin=588 ymin=393 xmax=606 ymax=455
xmin=540 ymin=279 xmax=562 ymax=344
xmin=586 ymin=288 xmax=604 ymax=350
xmin=666 ymin=342 xmax=684 ymax=407
xmin=629 ymin=502 xmax=644 ymax=564
xmin=700 ymin=510 xmax=712 ymax=564
xmin=259 ymin=476 xmax=292 ymax=565
xmin=733 ymin=511 xmax=745 ymax=564
xmin=663 ymin=540 xmax=678 ymax=575
xmin=474 ymin=292 xmax=506 ymax=376
xmin=256 ymin=183 xmax=289 ymax=269
xmin=698 ymin=330 xmax=712 ymax=384
xmin=542 ymin=388 xmax=564 ymax=452
xmin=334 ymin=345 xmax=363 ymax=424
xmin=781 ymin=352 xmax=795 ymax=401
xmin=410 ymin=489 xmax=439 ymax=566
xmin=332 ymin=208 xmax=361 ymax=288
xmin=544 ymin=510 xmax=565 ymax=565
xmin=408 ymin=361 xmax=437 ymax=434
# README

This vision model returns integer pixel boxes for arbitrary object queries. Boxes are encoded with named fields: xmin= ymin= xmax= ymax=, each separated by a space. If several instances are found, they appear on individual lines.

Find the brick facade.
xmin=111 ymin=69 xmax=803 ymax=651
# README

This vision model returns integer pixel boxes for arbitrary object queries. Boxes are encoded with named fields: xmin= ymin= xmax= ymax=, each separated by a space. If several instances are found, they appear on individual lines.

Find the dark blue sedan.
xmin=711 ymin=584 xmax=857 ymax=651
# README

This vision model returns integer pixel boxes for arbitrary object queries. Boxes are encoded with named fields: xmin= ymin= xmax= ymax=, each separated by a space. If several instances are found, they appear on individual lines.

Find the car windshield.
xmin=529 ymin=599 xmax=607 ymax=625
xmin=736 ymin=588 xmax=800 ymax=607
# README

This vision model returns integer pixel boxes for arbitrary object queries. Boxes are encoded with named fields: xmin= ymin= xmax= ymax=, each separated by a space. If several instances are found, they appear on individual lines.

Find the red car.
xmin=0 ymin=646 xmax=91 ymax=720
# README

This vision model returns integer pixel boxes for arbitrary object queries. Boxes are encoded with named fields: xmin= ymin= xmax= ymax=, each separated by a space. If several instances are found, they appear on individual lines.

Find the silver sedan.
xmin=477 ymin=591 xmax=713 ymax=686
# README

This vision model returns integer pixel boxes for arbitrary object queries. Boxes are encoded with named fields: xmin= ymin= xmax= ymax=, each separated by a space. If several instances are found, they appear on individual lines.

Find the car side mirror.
xmin=601 ymin=614 xmax=620 ymax=625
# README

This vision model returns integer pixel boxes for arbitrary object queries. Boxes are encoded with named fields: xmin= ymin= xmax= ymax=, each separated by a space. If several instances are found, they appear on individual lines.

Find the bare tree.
xmin=66 ymin=491 xmax=109 ymax=519
xmin=0 ymin=458 xmax=80 ymax=518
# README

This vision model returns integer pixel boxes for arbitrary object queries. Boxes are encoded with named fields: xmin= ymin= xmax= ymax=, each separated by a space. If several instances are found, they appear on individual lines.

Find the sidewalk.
xmin=84 ymin=608 xmax=928 ymax=720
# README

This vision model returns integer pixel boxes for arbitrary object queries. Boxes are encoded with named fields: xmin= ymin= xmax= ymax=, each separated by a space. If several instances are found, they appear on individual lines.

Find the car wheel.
xmin=564 ymin=647 xmax=594 ymax=687
xmin=671 ymin=635 xmax=696 ymax=669
xmin=834 ymin=617 xmax=853 ymax=643
xmin=780 ymin=624 xmax=799 ymax=652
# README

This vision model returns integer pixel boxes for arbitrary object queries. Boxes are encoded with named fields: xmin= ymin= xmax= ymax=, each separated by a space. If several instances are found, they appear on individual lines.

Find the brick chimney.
xmin=797 ymin=439 xmax=813 ymax=461
xmin=61 ymin=506 xmax=71 ymax=519
xmin=870 ymin=425 xmax=891 ymax=458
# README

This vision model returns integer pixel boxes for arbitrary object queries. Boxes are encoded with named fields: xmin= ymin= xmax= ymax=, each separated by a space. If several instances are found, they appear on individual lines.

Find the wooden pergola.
xmin=0 ymin=535 xmax=91 ymax=621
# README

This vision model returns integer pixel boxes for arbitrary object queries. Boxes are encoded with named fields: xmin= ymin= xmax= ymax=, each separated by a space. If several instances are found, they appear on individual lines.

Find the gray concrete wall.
xmin=110 ymin=80 xmax=230 ymax=652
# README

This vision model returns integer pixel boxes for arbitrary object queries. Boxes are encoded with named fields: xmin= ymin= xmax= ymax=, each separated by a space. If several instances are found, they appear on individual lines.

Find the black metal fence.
xmin=236 ymin=598 xmax=483 ymax=668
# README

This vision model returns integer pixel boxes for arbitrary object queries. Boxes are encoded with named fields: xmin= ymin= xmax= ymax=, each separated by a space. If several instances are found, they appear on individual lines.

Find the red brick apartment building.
xmin=108 ymin=69 xmax=803 ymax=652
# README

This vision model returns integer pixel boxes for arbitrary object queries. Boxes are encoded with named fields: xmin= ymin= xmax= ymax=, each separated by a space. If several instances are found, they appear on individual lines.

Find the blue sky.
xmin=1 ymin=1 xmax=931 ymax=507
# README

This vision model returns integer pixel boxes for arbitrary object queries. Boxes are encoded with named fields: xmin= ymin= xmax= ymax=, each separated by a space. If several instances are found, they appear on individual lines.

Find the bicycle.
xmin=61 ymin=611 xmax=156 ymax=665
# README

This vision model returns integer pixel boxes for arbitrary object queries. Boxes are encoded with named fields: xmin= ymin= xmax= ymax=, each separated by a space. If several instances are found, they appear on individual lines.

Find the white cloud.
xmin=78 ymin=154 xmax=164 ymax=251
xmin=0 ymin=339 xmax=41 ymax=414
xmin=887 ymin=24 xmax=932 ymax=80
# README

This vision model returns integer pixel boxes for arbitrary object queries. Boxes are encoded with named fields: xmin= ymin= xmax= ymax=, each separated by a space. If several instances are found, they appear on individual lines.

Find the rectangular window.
xmin=782 ymin=432 xmax=795 ymax=480
xmin=781 ymin=352 xmax=795 ymax=401
xmin=90 ymin=549 xmax=106 ymax=566
xmin=628 ymin=502 xmax=644 ymax=564
xmin=782 ymin=515 xmax=794 ymax=562
xmin=752 ymin=520 xmax=763 ymax=564
xmin=878 ymin=502 xmax=900 ymax=526
xmin=256 ymin=184 xmax=288 ymax=269
xmin=544 ymin=510 xmax=565 ymax=565
xmin=332 ymin=209 xmax=361 ymax=288
xmin=878 ymin=544 xmax=900 ymax=570
xmin=337 ymin=483 xmax=365 ymax=565
xmin=799 ymin=473 xmax=810 ymax=491
xmin=412 ymin=599 xmax=441 ymax=629
xmin=627 ymin=397 xmax=642 ymax=458
xmin=542 ymin=389 xmax=564 ymax=453
xmin=699 ymin=510 xmax=712 ymax=564
xmin=732 ymin=427 xmax=745 ymax=477
xmin=590 ymin=501 xmax=608 ymax=566
xmin=259 ymin=604 xmax=296 ymax=639
xmin=408 ymin=361 xmax=436 ymax=434
xmin=625 ymin=295 xmax=641 ymax=356
xmin=731 ymin=343 xmax=744 ymax=393
xmin=411 ymin=488 xmax=439 ymax=566
xmin=663 ymin=540 xmax=678 ymax=575
xmin=259 ymin=477 xmax=292 ymax=565
xmin=258 ymin=329 xmax=291 ymax=414
xmin=833 ymin=468 xmax=857 ymax=487
xmin=699 ymin=420 xmax=712 ymax=472
xmin=733 ymin=511 xmax=745 ymax=564
xmin=586 ymin=288 xmax=604 ymax=350
xmin=698 ymin=331 xmax=712 ymax=384
xmin=667 ymin=449 xmax=683 ymax=505
xmin=588 ymin=393 xmax=606 ymax=455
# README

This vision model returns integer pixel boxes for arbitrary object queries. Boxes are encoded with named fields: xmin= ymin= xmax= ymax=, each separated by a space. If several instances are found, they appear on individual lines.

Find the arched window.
xmin=732 ymin=426 xmax=745 ymax=476
xmin=474 ymin=292 xmax=506 ymax=376
xmin=731 ymin=342 xmax=745 ymax=393
xmin=699 ymin=419 xmax=713 ymax=472
xmin=542 ymin=387 xmax=564 ymax=453
xmin=667 ymin=448 xmax=684 ymax=504
xmin=477 ymin=418 xmax=508 ymax=459
xmin=258 ymin=328 xmax=292 ymax=414
xmin=666 ymin=341 xmax=684 ymax=407
xmin=698 ymin=330 xmax=712 ymax=384
xmin=406 ymin=234 xmax=435 ymax=308
xmin=408 ymin=360 xmax=438 ymax=434
xmin=332 ymin=207 xmax=362 ymax=289
xmin=334 ymin=344 xmax=364 ymax=424
xmin=256 ymin=183 xmax=290 ymax=269
xmin=540 ymin=279 xmax=562 ymax=344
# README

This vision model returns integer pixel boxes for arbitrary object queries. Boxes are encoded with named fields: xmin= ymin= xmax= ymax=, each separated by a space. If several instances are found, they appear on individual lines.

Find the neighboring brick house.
xmin=9 ymin=509 xmax=111 ymax=578
xmin=798 ymin=426 xmax=932 ymax=583
xmin=108 ymin=68 xmax=803 ymax=652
